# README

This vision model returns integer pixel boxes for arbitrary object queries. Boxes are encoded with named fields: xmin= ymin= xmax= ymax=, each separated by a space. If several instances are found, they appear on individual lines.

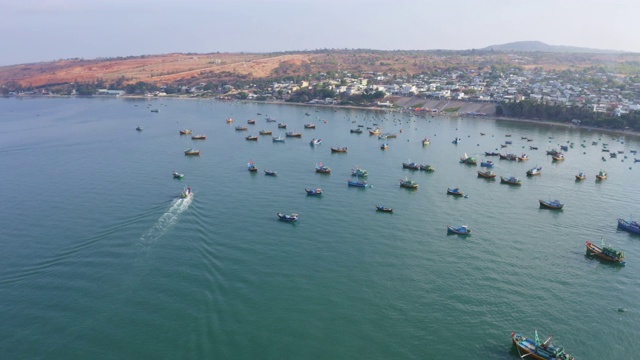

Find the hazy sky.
xmin=1 ymin=0 xmax=639 ymax=66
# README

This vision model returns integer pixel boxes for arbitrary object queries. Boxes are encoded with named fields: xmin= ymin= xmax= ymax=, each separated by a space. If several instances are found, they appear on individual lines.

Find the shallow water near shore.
xmin=1 ymin=97 xmax=639 ymax=359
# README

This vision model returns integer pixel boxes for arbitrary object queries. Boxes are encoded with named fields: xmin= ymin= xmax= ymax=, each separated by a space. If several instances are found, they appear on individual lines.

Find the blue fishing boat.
xmin=618 ymin=218 xmax=640 ymax=234
xmin=348 ymin=179 xmax=368 ymax=187
xmin=277 ymin=213 xmax=299 ymax=222
xmin=264 ymin=170 xmax=277 ymax=176
xmin=447 ymin=188 xmax=464 ymax=196
xmin=376 ymin=205 xmax=393 ymax=213
xmin=447 ymin=225 xmax=471 ymax=235
xmin=480 ymin=160 xmax=494 ymax=168
xmin=247 ymin=160 xmax=257 ymax=172
xmin=511 ymin=331 xmax=575 ymax=360
xmin=305 ymin=188 xmax=323 ymax=196
xmin=539 ymin=199 xmax=564 ymax=209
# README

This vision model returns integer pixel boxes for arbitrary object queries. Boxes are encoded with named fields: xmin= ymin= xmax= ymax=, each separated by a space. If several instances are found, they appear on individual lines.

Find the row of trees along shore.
xmin=497 ymin=100 xmax=640 ymax=132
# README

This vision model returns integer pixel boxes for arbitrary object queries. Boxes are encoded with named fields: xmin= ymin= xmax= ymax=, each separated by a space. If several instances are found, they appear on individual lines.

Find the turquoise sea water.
xmin=1 ymin=97 xmax=639 ymax=359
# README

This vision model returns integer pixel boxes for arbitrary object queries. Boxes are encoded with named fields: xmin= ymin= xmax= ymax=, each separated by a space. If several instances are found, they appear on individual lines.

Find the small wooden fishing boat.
xmin=380 ymin=143 xmax=389 ymax=150
xmin=575 ymin=171 xmax=586 ymax=180
xmin=500 ymin=176 xmax=522 ymax=185
xmin=247 ymin=161 xmax=257 ymax=172
xmin=304 ymin=123 xmax=316 ymax=129
xmin=305 ymin=188 xmax=323 ymax=196
xmin=511 ymin=331 xmax=575 ymax=360
xmin=526 ymin=166 xmax=542 ymax=176
xmin=595 ymin=170 xmax=607 ymax=180
xmin=277 ymin=213 xmax=299 ymax=222
xmin=552 ymin=154 xmax=565 ymax=161
xmin=245 ymin=135 xmax=258 ymax=141
xmin=180 ymin=129 xmax=193 ymax=135
xmin=402 ymin=162 xmax=420 ymax=170
xmin=247 ymin=119 xmax=256 ymax=124
xmin=135 ymin=126 xmax=143 ymax=131
xmin=225 ymin=118 xmax=235 ymax=123
xmin=235 ymin=126 xmax=248 ymax=131
xmin=172 ymin=171 xmax=184 ymax=179
xmin=184 ymin=148 xmax=200 ymax=156
xmin=272 ymin=135 xmax=285 ymax=142
xmin=350 ymin=128 xmax=363 ymax=134
xmin=617 ymin=218 xmax=640 ymax=234
xmin=400 ymin=178 xmax=418 ymax=189
xmin=259 ymin=130 xmax=272 ymax=135
xmin=285 ymin=131 xmax=302 ymax=138
xmin=315 ymin=163 xmax=331 ymax=174
xmin=518 ymin=154 xmax=529 ymax=161
xmin=277 ymin=123 xmax=287 ymax=129
xmin=419 ymin=164 xmax=435 ymax=172
xmin=477 ymin=170 xmax=496 ymax=178
xmin=351 ymin=167 xmax=368 ymax=177
xmin=191 ymin=134 xmax=207 ymax=140
xmin=376 ymin=205 xmax=393 ymax=213
xmin=539 ymin=199 xmax=564 ymax=209
xmin=331 ymin=147 xmax=348 ymax=153
xmin=530 ymin=146 xmax=538 ymax=150
xmin=422 ymin=138 xmax=430 ymax=145
xmin=447 ymin=188 xmax=464 ymax=196
xmin=485 ymin=151 xmax=500 ymax=156
xmin=265 ymin=117 xmax=276 ymax=122
xmin=586 ymin=240 xmax=625 ymax=265
xmin=369 ymin=127 xmax=382 ymax=135
xmin=264 ymin=170 xmax=277 ymax=176
xmin=447 ymin=225 xmax=471 ymax=235
xmin=310 ymin=138 xmax=322 ymax=146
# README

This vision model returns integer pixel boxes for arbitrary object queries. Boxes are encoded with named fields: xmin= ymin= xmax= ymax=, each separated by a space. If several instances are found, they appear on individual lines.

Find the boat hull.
xmin=539 ymin=200 xmax=564 ymax=209
xmin=618 ymin=218 xmax=640 ymax=234
xmin=586 ymin=241 xmax=626 ymax=265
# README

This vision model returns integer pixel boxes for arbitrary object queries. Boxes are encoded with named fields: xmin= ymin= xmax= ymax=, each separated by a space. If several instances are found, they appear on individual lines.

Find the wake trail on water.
xmin=138 ymin=195 xmax=193 ymax=247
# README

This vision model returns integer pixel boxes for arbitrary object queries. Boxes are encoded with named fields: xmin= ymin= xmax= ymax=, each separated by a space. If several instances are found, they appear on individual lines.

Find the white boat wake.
xmin=138 ymin=195 xmax=193 ymax=247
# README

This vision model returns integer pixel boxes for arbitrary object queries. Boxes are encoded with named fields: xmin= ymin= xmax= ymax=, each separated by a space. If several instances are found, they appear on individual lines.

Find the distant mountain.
xmin=479 ymin=41 xmax=626 ymax=54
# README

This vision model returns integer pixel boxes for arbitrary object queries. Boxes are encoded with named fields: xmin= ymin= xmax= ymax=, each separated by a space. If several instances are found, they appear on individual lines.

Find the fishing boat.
xmin=526 ymin=166 xmax=542 ymax=176
xmin=310 ymin=138 xmax=322 ymax=146
xmin=500 ymin=176 xmax=522 ymax=185
xmin=350 ymin=128 xmax=363 ymax=134
xmin=265 ymin=117 xmax=276 ymax=122
xmin=348 ymin=179 xmax=368 ymax=187
xmin=447 ymin=225 xmax=471 ymax=235
xmin=264 ymin=170 xmax=277 ymax=176
xmin=539 ymin=199 xmax=564 ymax=209
xmin=277 ymin=123 xmax=287 ymax=129
xmin=595 ymin=170 xmax=607 ymax=180
xmin=235 ymin=126 xmax=248 ymax=131
xmin=351 ymin=167 xmax=368 ymax=177
xmin=609 ymin=152 xmax=617 ymax=158
xmin=485 ymin=151 xmax=500 ymax=156
xmin=305 ymin=188 xmax=323 ymax=196
xmin=499 ymin=153 xmax=518 ymax=161
xmin=518 ymin=154 xmax=529 ymax=161
xmin=505 ymin=140 xmax=513 ymax=145
xmin=477 ymin=170 xmax=496 ymax=178
xmin=180 ymin=129 xmax=193 ymax=135
xmin=511 ymin=331 xmax=575 ymax=360
xmin=369 ymin=127 xmax=382 ymax=135
xmin=331 ymin=147 xmax=348 ymax=153
xmin=402 ymin=162 xmax=420 ymax=170
xmin=304 ymin=123 xmax=316 ymax=129
xmin=530 ymin=146 xmax=538 ymax=150
xmin=380 ymin=143 xmax=389 ymax=150
xmin=480 ymin=160 xmax=494 ymax=168
xmin=617 ymin=218 xmax=640 ymax=234
xmin=634 ymin=158 xmax=640 ymax=163
xmin=150 ymin=109 xmax=159 ymax=113
xmin=459 ymin=153 xmax=477 ymax=165
xmin=419 ymin=164 xmax=435 ymax=172
xmin=225 ymin=118 xmax=235 ymax=123
xmin=172 ymin=171 xmax=184 ymax=179
xmin=452 ymin=137 xmax=461 ymax=144
xmin=272 ymin=135 xmax=285 ymax=142
xmin=552 ymin=154 xmax=565 ymax=161
xmin=315 ymin=163 xmax=331 ymax=174
xmin=191 ymin=134 xmax=207 ymax=140
xmin=180 ymin=187 xmax=192 ymax=199
xmin=135 ymin=126 xmax=143 ymax=131
xmin=586 ymin=240 xmax=626 ymax=265
xmin=184 ymin=148 xmax=200 ymax=156
xmin=285 ymin=131 xmax=302 ymax=138
xmin=546 ymin=149 xmax=560 ymax=156
xmin=259 ymin=130 xmax=272 ymax=135
xmin=247 ymin=119 xmax=256 ymax=124
xmin=399 ymin=178 xmax=418 ymax=189
xmin=245 ymin=135 xmax=258 ymax=141
xmin=575 ymin=171 xmax=586 ymax=180
xmin=447 ymin=188 xmax=464 ymax=196
xmin=422 ymin=138 xmax=430 ymax=145
xmin=277 ymin=213 xmax=299 ymax=222
xmin=247 ymin=161 xmax=257 ymax=172
xmin=376 ymin=205 xmax=393 ymax=213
